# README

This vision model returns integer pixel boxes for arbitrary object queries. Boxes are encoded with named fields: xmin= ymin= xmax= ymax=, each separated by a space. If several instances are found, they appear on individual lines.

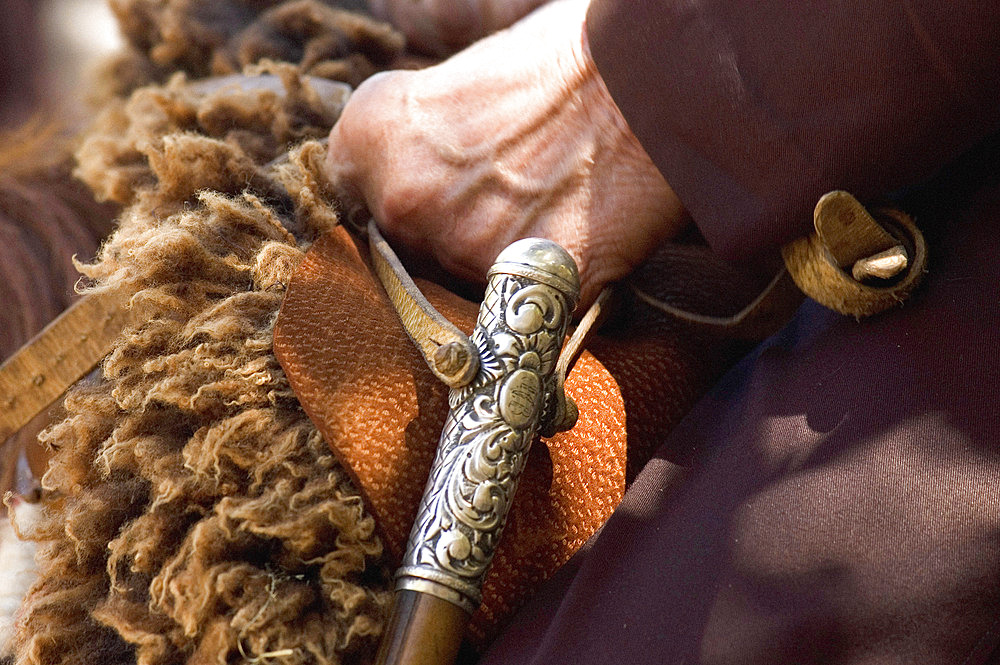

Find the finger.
xmin=326 ymin=72 xmax=403 ymax=221
xmin=325 ymin=119 xmax=369 ymax=227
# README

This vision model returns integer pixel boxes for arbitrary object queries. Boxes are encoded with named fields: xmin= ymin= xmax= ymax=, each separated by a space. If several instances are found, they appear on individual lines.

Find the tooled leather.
xmin=273 ymin=227 xmax=627 ymax=644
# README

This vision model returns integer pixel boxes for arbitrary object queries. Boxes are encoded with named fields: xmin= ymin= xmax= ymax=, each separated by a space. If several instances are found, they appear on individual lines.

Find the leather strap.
xmin=629 ymin=266 xmax=804 ymax=341
xmin=540 ymin=285 xmax=615 ymax=437
xmin=0 ymin=289 xmax=140 ymax=444
xmin=782 ymin=191 xmax=927 ymax=317
xmin=368 ymin=220 xmax=479 ymax=388
xmin=369 ymin=218 xmax=612 ymax=435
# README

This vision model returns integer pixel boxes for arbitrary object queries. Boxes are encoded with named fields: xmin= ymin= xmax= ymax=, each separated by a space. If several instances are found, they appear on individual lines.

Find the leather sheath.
xmin=273 ymin=226 xmax=763 ymax=645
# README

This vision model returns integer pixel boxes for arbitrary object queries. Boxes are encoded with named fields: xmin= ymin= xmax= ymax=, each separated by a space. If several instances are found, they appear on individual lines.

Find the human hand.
xmin=328 ymin=0 xmax=687 ymax=307
xmin=368 ymin=0 xmax=551 ymax=55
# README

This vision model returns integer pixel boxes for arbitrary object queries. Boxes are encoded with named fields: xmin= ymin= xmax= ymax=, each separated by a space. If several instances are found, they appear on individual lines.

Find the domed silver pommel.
xmin=489 ymin=238 xmax=580 ymax=307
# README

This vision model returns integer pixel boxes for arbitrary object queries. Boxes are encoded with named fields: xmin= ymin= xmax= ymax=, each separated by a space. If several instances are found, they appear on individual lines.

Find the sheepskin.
xmin=95 ymin=0 xmax=401 ymax=103
xmin=12 ymin=4 xmax=405 ymax=665
xmin=1 ymin=495 xmax=42 ymax=660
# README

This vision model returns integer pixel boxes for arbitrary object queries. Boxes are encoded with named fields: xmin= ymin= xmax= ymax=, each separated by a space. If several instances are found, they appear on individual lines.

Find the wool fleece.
xmin=12 ymin=3 xmax=404 ymax=665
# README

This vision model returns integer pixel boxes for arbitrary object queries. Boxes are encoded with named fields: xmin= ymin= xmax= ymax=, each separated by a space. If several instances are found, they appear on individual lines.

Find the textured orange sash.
xmin=274 ymin=226 xmax=757 ymax=644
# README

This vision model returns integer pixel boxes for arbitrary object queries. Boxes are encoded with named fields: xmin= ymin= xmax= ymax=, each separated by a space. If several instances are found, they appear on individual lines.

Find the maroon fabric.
xmin=0 ymin=0 xmax=40 ymax=127
xmin=585 ymin=0 xmax=1000 ymax=264
xmin=478 ymin=2 xmax=1000 ymax=663
xmin=480 ymin=141 xmax=1000 ymax=663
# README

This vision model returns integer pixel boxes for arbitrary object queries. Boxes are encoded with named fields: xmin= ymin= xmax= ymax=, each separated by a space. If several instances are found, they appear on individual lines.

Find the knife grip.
xmin=379 ymin=238 xmax=579 ymax=664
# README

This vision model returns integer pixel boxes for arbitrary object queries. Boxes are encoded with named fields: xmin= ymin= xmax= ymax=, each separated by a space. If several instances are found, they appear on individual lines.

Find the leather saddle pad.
xmin=273 ymin=226 xmax=759 ymax=644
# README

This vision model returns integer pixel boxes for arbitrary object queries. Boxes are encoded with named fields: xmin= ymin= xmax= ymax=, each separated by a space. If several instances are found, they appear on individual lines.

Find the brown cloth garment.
xmin=480 ymin=1 xmax=1000 ymax=663
xmin=586 ymin=0 xmax=1000 ymax=263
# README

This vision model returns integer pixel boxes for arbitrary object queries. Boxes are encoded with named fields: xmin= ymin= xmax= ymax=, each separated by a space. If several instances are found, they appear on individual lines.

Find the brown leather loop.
xmin=782 ymin=204 xmax=927 ymax=317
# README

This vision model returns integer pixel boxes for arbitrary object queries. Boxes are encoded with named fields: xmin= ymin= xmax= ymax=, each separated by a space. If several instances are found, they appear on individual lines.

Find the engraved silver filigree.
xmin=396 ymin=239 xmax=579 ymax=613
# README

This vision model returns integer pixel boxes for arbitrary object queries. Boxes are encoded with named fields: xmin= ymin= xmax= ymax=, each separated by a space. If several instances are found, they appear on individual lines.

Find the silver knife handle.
xmin=395 ymin=238 xmax=580 ymax=613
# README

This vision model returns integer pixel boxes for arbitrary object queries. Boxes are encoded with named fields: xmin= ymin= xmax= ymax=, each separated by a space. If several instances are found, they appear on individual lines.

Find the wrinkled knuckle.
xmin=337 ymin=72 xmax=399 ymax=133
xmin=329 ymin=71 xmax=412 ymax=170
xmin=377 ymin=178 xmax=426 ymax=233
xmin=351 ymin=70 xmax=403 ymax=103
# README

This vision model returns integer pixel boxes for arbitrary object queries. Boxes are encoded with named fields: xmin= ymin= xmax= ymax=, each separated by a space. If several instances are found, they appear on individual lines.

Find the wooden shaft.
xmin=376 ymin=590 xmax=469 ymax=665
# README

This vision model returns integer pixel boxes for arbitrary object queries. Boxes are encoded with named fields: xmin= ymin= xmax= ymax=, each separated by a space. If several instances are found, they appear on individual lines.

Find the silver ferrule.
xmin=395 ymin=238 xmax=579 ymax=613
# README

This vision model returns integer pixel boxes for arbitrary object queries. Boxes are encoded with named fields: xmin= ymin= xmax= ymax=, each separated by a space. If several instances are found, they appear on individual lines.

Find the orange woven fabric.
xmin=273 ymin=227 xmax=627 ymax=643
xmin=274 ymin=227 xmax=760 ymax=644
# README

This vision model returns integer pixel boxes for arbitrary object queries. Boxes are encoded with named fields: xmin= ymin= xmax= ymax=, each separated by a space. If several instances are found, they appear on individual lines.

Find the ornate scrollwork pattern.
xmin=397 ymin=270 xmax=574 ymax=610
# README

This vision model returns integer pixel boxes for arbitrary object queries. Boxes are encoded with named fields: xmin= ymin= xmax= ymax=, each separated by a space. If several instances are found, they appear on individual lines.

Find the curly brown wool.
xmin=13 ymin=12 xmax=401 ymax=665
xmin=95 ymin=0 xmax=401 ymax=101
xmin=75 ymin=63 xmax=345 ymax=213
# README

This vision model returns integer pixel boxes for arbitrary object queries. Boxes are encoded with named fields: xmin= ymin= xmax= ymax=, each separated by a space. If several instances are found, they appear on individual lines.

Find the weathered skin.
xmin=329 ymin=0 xmax=687 ymax=308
